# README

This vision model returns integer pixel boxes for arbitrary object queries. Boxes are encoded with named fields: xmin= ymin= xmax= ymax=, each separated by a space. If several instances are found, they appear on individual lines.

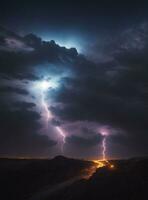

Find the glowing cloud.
xmin=39 ymin=80 xmax=50 ymax=91
xmin=43 ymin=35 xmax=82 ymax=53
xmin=36 ymin=79 xmax=58 ymax=91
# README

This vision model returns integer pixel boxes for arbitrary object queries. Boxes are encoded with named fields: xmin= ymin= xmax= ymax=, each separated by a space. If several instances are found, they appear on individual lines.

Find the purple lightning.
xmin=41 ymin=91 xmax=51 ymax=129
xmin=55 ymin=126 xmax=66 ymax=153
xmin=99 ymin=128 xmax=109 ymax=161
xmin=37 ymin=80 xmax=66 ymax=153
xmin=102 ymin=136 xmax=107 ymax=161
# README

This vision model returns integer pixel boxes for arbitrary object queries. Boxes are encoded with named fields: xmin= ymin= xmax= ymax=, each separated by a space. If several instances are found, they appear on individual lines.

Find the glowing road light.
xmin=83 ymin=160 xmax=106 ymax=179
xmin=93 ymin=160 xmax=106 ymax=168
xmin=110 ymin=164 xmax=114 ymax=169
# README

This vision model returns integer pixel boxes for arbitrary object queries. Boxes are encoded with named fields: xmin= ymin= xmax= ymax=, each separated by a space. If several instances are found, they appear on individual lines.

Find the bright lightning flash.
xmin=41 ymin=91 xmax=51 ymax=128
xmin=40 ymin=80 xmax=50 ymax=91
xmin=88 ymin=128 xmax=115 ymax=177
xmin=102 ymin=137 xmax=107 ymax=161
xmin=39 ymin=80 xmax=53 ymax=127
xmin=100 ymin=128 xmax=109 ymax=161
xmin=36 ymin=79 xmax=66 ymax=153
xmin=55 ymin=126 xmax=66 ymax=153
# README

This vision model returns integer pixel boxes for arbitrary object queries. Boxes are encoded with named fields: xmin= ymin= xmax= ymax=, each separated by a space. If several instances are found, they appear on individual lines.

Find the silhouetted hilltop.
xmin=49 ymin=158 xmax=148 ymax=200
xmin=53 ymin=155 xmax=68 ymax=160
xmin=1 ymin=157 xmax=148 ymax=200
xmin=0 ymin=156 xmax=93 ymax=200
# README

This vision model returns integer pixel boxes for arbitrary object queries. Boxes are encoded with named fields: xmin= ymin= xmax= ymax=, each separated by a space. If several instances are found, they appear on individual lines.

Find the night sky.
xmin=0 ymin=1 xmax=148 ymax=159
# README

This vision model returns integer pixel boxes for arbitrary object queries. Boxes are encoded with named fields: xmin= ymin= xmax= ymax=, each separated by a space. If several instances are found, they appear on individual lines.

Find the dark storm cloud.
xmin=13 ymin=73 xmax=40 ymax=80
xmin=13 ymin=101 xmax=36 ymax=109
xmin=0 ymin=108 xmax=56 ymax=157
xmin=81 ymin=127 xmax=98 ymax=136
xmin=0 ymin=22 xmax=148 ymax=156
xmin=0 ymin=72 xmax=40 ymax=81
xmin=0 ymin=27 xmax=33 ymax=52
xmin=51 ymin=118 xmax=62 ymax=127
xmin=0 ymin=26 xmax=78 ymax=80
xmin=0 ymin=26 xmax=81 ymax=157
xmin=0 ymin=86 xmax=29 ymax=95
xmin=66 ymin=134 xmax=102 ymax=148
xmin=48 ymin=24 xmax=148 ymax=155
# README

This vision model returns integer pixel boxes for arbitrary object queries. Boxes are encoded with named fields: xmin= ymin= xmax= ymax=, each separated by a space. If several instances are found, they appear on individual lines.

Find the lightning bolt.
xmin=41 ymin=91 xmax=51 ymax=128
xmin=41 ymin=90 xmax=66 ymax=153
xmin=102 ymin=136 xmax=107 ymax=161
xmin=55 ymin=126 xmax=66 ymax=153
xmin=99 ymin=128 xmax=109 ymax=161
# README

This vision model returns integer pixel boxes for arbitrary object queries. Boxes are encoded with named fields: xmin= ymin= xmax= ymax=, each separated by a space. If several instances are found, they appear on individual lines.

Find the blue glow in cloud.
xmin=40 ymin=31 xmax=84 ymax=53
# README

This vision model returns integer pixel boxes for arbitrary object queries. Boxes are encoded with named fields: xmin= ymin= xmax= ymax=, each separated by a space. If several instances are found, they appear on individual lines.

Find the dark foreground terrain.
xmin=0 ymin=156 xmax=148 ymax=200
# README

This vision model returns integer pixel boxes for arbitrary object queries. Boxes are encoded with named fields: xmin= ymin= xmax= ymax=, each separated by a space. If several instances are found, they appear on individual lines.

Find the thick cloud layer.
xmin=0 ymin=86 xmax=29 ymax=95
xmin=0 ymin=109 xmax=56 ymax=157
xmin=50 ymin=24 xmax=148 ymax=157
xmin=0 ymin=24 xmax=148 ymax=158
